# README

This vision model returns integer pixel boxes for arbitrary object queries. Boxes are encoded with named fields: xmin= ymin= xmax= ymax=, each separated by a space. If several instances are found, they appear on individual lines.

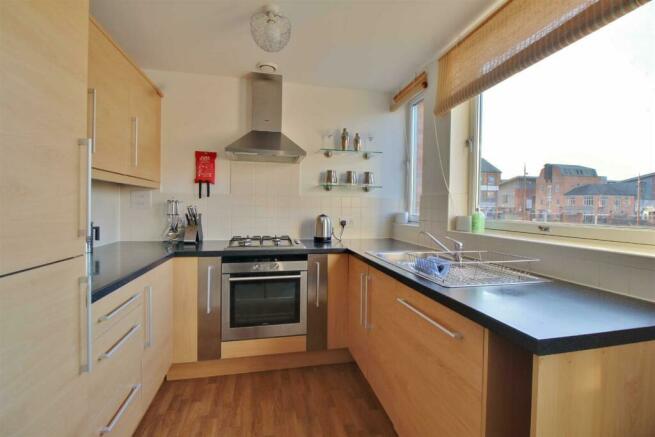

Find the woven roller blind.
xmin=436 ymin=0 xmax=650 ymax=115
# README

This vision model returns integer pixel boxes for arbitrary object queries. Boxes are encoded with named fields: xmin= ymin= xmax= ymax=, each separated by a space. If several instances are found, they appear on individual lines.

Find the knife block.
xmin=183 ymin=214 xmax=203 ymax=244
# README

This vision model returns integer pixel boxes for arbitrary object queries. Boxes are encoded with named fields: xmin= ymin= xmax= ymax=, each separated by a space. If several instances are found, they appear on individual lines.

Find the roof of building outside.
xmin=499 ymin=175 xmax=537 ymax=186
xmin=622 ymin=172 xmax=655 ymax=183
xmin=480 ymin=158 xmax=501 ymax=173
xmin=565 ymin=182 xmax=637 ymax=197
xmin=547 ymin=164 xmax=598 ymax=177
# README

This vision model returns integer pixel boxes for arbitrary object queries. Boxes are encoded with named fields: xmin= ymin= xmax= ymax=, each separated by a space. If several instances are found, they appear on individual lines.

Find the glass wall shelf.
xmin=320 ymin=148 xmax=382 ymax=159
xmin=320 ymin=183 xmax=383 ymax=192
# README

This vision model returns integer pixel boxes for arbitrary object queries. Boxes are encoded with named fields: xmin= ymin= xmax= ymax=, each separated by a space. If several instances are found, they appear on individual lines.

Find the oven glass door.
xmin=230 ymin=275 xmax=300 ymax=327
xmin=222 ymin=271 xmax=307 ymax=341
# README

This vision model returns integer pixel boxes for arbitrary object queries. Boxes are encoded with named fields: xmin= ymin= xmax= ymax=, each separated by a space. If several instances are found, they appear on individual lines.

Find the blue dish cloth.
xmin=414 ymin=256 xmax=451 ymax=278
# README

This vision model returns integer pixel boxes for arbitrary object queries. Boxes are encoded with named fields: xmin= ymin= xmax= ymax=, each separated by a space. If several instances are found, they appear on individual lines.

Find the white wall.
xmin=91 ymin=181 xmax=121 ymax=246
xmin=94 ymin=69 xmax=406 ymax=244
xmin=393 ymin=62 xmax=655 ymax=302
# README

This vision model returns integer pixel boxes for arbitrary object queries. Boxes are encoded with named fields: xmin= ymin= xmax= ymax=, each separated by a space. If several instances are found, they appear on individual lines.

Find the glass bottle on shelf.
xmin=340 ymin=128 xmax=350 ymax=150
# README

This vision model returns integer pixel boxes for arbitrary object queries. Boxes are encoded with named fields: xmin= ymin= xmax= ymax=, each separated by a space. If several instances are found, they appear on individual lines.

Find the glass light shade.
xmin=250 ymin=10 xmax=291 ymax=52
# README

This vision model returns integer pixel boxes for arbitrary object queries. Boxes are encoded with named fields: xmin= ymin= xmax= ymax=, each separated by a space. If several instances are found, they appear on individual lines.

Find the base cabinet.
xmin=141 ymin=261 xmax=174 ymax=410
xmin=88 ymin=260 xmax=172 ymax=437
xmin=0 ymin=257 xmax=89 ymax=437
xmin=348 ymin=256 xmax=532 ymax=437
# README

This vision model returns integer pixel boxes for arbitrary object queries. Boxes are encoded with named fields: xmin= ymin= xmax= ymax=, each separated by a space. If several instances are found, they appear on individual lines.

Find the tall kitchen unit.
xmin=0 ymin=0 xmax=93 ymax=436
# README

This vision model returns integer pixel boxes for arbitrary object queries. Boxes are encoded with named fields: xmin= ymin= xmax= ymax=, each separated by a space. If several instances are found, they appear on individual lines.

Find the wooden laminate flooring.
xmin=135 ymin=363 xmax=397 ymax=437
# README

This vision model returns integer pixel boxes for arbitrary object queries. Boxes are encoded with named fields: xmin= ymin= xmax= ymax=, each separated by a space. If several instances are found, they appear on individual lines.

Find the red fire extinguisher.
xmin=194 ymin=151 xmax=216 ymax=198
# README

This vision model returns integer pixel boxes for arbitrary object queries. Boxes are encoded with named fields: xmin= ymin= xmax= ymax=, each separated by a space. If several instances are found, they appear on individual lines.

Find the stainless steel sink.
xmin=366 ymin=250 xmax=547 ymax=288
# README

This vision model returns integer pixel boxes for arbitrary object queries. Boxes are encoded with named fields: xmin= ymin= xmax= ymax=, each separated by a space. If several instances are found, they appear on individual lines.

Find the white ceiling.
xmin=91 ymin=0 xmax=491 ymax=92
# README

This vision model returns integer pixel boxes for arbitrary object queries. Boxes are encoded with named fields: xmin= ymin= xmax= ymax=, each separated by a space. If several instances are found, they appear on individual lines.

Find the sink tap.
xmin=419 ymin=231 xmax=464 ymax=262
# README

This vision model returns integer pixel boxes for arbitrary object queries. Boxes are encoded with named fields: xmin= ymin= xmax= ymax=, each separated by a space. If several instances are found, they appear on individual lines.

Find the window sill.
xmin=394 ymin=222 xmax=420 ymax=229
xmin=450 ymin=229 xmax=655 ymax=259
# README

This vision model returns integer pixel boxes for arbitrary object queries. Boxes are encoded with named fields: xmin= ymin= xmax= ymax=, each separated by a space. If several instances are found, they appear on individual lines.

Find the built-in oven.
xmin=221 ymin=254 xmax=307 ymax=341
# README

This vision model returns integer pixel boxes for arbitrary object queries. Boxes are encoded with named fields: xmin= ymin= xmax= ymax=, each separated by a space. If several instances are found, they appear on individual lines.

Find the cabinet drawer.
xmin=90 ymin=306 xmax=144 ymax=436
xmin=93 ymin=379 xmax=143 ymax=437
xmin=369 ymin=267 xmax=486 ymax=437
xmin=93 ymin=277 xmax=145 ymax=339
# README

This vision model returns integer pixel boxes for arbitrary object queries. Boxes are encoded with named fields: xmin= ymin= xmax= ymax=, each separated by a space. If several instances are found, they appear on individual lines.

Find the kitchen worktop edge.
xmin=89 ymin=240 xmax=655 ymax=356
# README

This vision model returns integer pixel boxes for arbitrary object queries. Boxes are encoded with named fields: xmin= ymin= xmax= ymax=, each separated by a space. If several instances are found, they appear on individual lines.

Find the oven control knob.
xmin=272 ymin=263 xmax=280 ymax=271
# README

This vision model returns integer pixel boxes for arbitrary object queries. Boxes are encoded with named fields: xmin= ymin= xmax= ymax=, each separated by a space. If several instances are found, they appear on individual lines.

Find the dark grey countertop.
xmin=90 ymin=239 xmax=655 ymax=356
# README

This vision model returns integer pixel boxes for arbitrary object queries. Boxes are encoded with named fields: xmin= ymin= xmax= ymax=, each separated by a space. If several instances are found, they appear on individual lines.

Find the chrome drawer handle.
xmin=99 ymin=384 xmax=141 ymax=435
xmin=396 ymin=298 xmax=463 ymax=339
xmin=359 ymin=273 xmax=365 ymax=326
xmin=98 ymin=324 xmax=141 ymax=361
xmin=315 ymin=261 xmax=320 ymax=308
xmin=364 ymin=274 xmax=369 ymax=330
xmin=97 ymin=293 xmax=140 ymax=323
xmin=229 ymin=275 xmax=301 ymax=282
xmin=145 ymin=286 xmax=153 ymax=348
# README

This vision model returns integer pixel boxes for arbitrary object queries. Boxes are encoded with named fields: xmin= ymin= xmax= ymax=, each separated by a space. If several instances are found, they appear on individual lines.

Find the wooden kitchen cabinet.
xmin=89 ymin=301 xmax=144 ymax=437
xmin=327 ymin=253 xmax=349 ymax=349
xmin=347 ymin=256 xmax=370 ymax=374
xmin=379 ymin=274 xmax=487 ymax=437
xmin=173 ymin=257 xmax=199 ymax=363
xmin=347 ymin=256 xmax=532 ymax=437
xmin=88 ymin=17 xmax=162 ymax=188
xmin=0 ymin=257 xmax=89 ymax=436
xmin=88 ymin=18 xmax=132 ymax=177
xmin=0 ymin=0 xmax=89 ymax=275
xmin=141 ymin=260 xmax=174 ymax=408
xmin=128 ymin=73 xmax=161 ymax=182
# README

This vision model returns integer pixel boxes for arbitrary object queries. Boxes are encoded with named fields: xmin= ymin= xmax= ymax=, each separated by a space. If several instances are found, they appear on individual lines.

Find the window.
xmin=472 ymin=3 xmax=655 ymax=245
xmin=487 ymin=175 xmax=496 ymax=185
xmin=407 ymin=96 xmax=424 ymax=220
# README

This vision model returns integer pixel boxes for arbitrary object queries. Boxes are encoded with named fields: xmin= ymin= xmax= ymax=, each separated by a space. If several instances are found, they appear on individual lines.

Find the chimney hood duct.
xmin=225 ymin=73 xmax=306 ymax=163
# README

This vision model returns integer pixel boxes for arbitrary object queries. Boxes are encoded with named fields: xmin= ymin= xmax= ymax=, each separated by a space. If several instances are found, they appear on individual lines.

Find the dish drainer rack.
xmin=402 ymin=250 xmax=547 ymax=288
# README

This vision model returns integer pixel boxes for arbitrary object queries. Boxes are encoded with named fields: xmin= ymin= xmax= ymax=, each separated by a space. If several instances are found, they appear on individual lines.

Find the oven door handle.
xmin=228 ymin=275 xmax=302 ymax=282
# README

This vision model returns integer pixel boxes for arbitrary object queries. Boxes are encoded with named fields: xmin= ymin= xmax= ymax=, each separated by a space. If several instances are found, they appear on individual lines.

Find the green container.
xmin=472 ymin=208 xmax=485 ymax=233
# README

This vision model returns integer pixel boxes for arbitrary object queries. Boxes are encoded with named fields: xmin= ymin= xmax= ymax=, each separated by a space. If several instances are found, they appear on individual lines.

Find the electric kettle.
xmin=314 ymin=214 xmax=333 ymax=243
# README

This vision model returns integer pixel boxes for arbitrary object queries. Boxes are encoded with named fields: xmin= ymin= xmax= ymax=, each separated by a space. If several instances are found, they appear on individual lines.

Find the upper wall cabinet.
xmin=88 ymin=18 xmax=162 ymax=188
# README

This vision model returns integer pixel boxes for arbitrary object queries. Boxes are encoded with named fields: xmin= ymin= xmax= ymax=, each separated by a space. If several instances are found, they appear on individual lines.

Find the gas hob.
xmin=226 ymin=235 xmax=306 ymax=249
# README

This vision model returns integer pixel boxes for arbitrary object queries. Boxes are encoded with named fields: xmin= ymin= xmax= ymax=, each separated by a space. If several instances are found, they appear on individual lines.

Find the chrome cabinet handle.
xmin=89 ymin=88 xmax=97 ymax=153
xmin=359 ymin=273 xmax=365 ymax=326
xmin=99 ymin=384 xmax=141 ymax=435
xmin=396 ymin=298 xmax=463 ymax=339
xmin=78 ymin=138 xmax=92 ymax=250
xmin=364 ymin=274 xmax=369 ymax=330
xmin=206 ymin=266 xmax=213 ymax=314
xmin=99 ymin=324 xmax=141 ymax=361
xmin=229 ymin=275 xmax=302 ymax=282
xmin=145 ymin=286 xmax=153 ymax=348
xmin=132 ymin=116 xmax=139 ymax=167
xmin=97 ymin=293 xmax=140 ymax=323
xmin=79 ymin=275 xmax=92 ymax=373
xmin=315 ymin=261 xmax=320 ymax=308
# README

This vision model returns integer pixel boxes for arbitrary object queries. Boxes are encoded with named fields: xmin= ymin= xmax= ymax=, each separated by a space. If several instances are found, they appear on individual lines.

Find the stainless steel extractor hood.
xmin=225 ymin=73 xmax=306 ymax=163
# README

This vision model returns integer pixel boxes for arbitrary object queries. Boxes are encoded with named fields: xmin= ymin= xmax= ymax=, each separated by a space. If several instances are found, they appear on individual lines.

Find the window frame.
xmin=406 ymin=93 xmax=425 ymax=222
xmin=470 ymin=95 xmax=655 ymax=246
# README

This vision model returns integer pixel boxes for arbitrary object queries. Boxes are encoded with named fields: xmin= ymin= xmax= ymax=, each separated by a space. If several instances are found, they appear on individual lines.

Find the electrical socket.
xmin=340 ymin=217 xmax=353 ymax=226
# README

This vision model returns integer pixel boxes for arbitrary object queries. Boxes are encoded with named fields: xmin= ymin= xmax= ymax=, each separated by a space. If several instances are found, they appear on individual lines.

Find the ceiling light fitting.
xmin=256 ymin=62 xmax=278 ymax=73
xmin=250 ymin=4 xmax=291 ymax=53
